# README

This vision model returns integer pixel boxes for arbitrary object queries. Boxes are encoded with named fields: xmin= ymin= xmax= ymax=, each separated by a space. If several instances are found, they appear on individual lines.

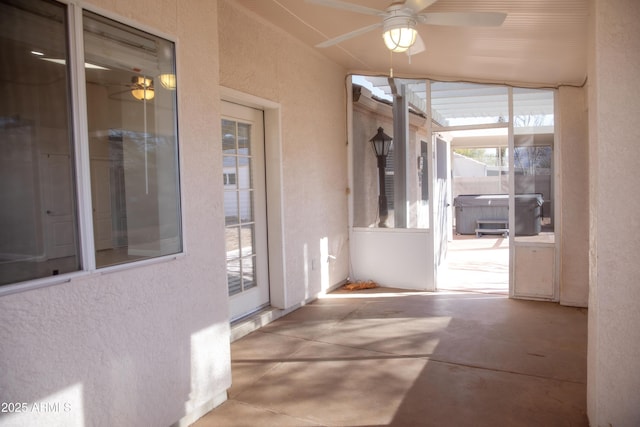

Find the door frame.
xmin=431 ymin=134 xmax=452 ymax=292
xmin=220 ymin=87 xmax=287 ymax=312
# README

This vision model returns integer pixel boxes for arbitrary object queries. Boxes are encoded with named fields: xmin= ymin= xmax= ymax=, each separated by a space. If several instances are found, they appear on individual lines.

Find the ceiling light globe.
xmin=383 ymin=26 xmax=418 ymax=53
xmin=131 ymin=87 xmax=155 ymax=101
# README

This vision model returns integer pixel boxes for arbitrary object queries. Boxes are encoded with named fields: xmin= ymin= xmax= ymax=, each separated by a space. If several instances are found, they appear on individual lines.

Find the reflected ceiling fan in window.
xmin=307 ymin=0 xmax=506 ymax=56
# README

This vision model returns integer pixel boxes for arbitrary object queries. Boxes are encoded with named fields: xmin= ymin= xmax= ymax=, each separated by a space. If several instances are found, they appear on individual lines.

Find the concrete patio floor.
xmin=193 ymin=285 xmax=588 ymax=426
xmin=440 ymin=234 xmax=509 ymax=295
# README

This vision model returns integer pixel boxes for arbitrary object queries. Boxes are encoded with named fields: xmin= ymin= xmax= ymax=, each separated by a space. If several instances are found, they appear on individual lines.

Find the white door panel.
xmin=42 ymin=153 xmax=75 ymax=259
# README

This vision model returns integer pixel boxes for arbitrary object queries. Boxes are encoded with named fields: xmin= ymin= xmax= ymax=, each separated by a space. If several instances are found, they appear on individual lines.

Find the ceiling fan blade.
xmin=305 ymin=0 xmax=383 ymax=16
xmin=403 ymin=0 xmax=438 ymax=13
xmin=406 ymin=33 xmax=425 ymax=56
xmin=418 ymin=12 xmax=507 ymax=27
xmin=316 ymin=22 xmax=382 ymax=48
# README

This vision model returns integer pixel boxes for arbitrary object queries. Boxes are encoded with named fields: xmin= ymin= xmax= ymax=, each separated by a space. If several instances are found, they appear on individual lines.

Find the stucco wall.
xmin=0 ymin=1 xmax=231 ymax=426
xmin=217 ymin=0 xmax=349 ymax=305
xmin=588 ymin=0 xmax=640 ymax=425
xmin=557 ymin=86 xmax=589 ymax=307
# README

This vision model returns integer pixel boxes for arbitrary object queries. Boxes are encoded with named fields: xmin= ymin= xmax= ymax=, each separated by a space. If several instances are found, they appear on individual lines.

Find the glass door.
xmin=509 ymin=88 xmax=557 ymax=300
xmin=222 ymin=101 xmax=269 ymax=320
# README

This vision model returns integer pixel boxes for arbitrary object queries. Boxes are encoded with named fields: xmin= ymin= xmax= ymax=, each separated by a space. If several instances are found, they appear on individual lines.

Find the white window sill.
xmin=0 ymin=253 xmax=185 ymax=298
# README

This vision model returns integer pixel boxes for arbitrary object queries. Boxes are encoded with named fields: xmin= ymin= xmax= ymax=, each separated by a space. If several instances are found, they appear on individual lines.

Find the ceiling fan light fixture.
xmin=131 ymin=76 xmax=155 ymax=101
xmin=383 ymin=26 xmax=417 ymax=52
xmin=382 ymin=10 xmax=418 ymax=53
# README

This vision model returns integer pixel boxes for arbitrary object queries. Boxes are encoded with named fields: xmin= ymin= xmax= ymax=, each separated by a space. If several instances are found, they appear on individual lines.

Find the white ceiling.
xmin=234 ymin=0 xmax=588 ymax=88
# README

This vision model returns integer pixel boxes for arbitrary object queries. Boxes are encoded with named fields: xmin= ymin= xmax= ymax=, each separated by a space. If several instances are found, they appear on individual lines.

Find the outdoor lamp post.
xmin=369 ymin=127 xmax=393 ymax=227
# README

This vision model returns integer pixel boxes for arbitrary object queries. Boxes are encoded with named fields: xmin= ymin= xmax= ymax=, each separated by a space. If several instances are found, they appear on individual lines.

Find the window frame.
xmin=0 ymin=0 xmax=184 ymax=297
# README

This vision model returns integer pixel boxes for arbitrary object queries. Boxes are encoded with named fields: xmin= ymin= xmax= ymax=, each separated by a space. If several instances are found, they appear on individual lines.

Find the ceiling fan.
xmin=307 ymin=0 xmax=506 ymax=55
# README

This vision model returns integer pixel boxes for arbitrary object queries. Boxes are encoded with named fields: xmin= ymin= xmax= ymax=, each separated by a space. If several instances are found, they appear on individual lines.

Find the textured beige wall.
xmin=218 ymin=0 xmax=349 ymax=305
xmin=0 ymin=1 xmax=231 ymax=426
xmin=588 ymin=0 xmax=640 ymax=425
xmin=557 ymin=86 xmax=589 ymax=307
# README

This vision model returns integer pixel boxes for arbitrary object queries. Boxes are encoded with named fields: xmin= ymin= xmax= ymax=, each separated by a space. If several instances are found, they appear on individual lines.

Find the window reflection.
xmin=0 ymin=1 xmax=183 ymax=286
xmin=0 ymin=0 xmax=79 ymax=286
xmin=84 ymin=11 xmax=182 ymax=267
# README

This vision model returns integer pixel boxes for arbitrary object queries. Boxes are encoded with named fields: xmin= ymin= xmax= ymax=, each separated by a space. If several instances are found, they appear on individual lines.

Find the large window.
xmin=84 ymin=11 xmax=181 ymax=267
xmin=0 ymin=0 xmax=181 ymax=287
xmin=351 ymin=78 xmax=430 ymax=229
